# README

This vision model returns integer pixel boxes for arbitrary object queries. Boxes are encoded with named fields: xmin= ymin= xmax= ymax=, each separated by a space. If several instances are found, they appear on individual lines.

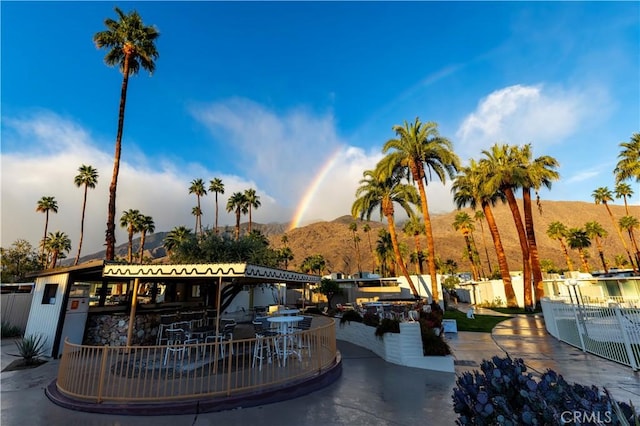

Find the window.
xmin=42 ymin=284 xmax=58 ymax=304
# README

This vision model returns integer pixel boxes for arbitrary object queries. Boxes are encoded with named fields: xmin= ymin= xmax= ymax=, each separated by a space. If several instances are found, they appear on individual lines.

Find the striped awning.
xmin=102 ymin=263 xmax=320 ymax=284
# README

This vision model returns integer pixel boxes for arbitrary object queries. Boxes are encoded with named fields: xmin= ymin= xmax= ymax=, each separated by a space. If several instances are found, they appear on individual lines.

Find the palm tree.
xmin=381 ymin=118 xmax=460 ymax=302
xmin=348 ymin=222 xmax=362 ymax=275
xmin=189 ymin=178 xmax=207 ymax=236
xmin=403 ymin=215 xmax=426 ymax=275
xmin=546 ymin=221 xmax=574 ymax=272
xmin=208 ymin=178 xmax=225 ymax=234
xmin=163 ymin=226 xmax=193 ymax=255
xmin=452 ymin=160 xmax=518 ymax=308
xmin=474 ymin=210 xmax=493 ymax=276
xmin=592 ymin=186 xmax=636 ymax=271
xmin=120 ymin=209 xmax=141 ymax=263
xmin=376 ymin=228 xmax=395 ymax=277
xmin=244 ymin=188 xmax=261 ymax=234
xmin=515 ymin=144 xmax=559 ymax=302
xmin=226 ymin=192 xmax=247 ymax=240
xmin=614 ymin=132 xmax=640 ymax=184
xmin=94 ymin=7 xmax=159 ymax=260
xmin=584 ymin=221 xmax=609 ymax=274
xmin=362 ymin=223 xmax=376 ymax=272
xmin=278 ymin=247 xmax=294 ymax=270
xmin=619 ymin=215 xmax=640 ymax=269
xmin=566 ymin=228 xmax=591 ymax=273
xmin=480 ymin=144 xmax=534 ymax=308
xmin=73 ymin=165 xmax=99 ymax=265
xmin=352 ymin=161 xmax=420 ymax=298
xmin=452 ymin=211 xmax=480 ymax=281
xmin=137 ymin=215 xmax=155 ymax=263
xmin=36 ymin=196 xmax=58 ymax=261
xmin=45 ymin=231 xmax=71 ymax=269
xmin=615 ymin=182 xmax=634 ymax=216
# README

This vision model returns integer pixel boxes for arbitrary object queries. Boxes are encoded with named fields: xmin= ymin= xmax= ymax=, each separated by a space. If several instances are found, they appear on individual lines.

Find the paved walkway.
xmin=2 ymin=312 xmax=639 ymax=426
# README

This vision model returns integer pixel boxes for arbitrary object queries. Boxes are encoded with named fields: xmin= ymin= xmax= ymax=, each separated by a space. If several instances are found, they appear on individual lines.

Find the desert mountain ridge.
xmin=73 ymin=200 xmax=639 ymax=275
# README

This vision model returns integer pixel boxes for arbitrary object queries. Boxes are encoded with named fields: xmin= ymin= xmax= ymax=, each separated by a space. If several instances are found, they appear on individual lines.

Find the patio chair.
xmin=252 ymin=320 xmax=280 ymax=370
xmin=163 ymin=328 xmax=198 ymax=365
xmin=294 ymin=316 xmax=313 ymax=358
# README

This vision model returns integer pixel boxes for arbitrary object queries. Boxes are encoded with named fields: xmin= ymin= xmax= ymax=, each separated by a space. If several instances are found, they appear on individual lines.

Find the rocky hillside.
xmin=77 ymin=200 xmax=639 ymax=275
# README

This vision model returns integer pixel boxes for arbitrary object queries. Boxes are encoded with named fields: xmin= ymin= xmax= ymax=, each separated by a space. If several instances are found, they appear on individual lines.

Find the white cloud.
xmin=455 ymin=84 xmax=594 ymax=161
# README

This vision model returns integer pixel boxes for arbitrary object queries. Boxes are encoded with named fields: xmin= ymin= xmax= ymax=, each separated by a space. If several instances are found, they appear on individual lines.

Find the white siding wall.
xmin=24 ymin=273 xmax=69 ymax=358
xmin=1 ymin=293 xmax=33 ymax=333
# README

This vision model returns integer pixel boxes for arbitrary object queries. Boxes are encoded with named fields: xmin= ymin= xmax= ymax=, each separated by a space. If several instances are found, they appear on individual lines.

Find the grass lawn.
xmin=443 ymin=309 xmax=513 ymax=333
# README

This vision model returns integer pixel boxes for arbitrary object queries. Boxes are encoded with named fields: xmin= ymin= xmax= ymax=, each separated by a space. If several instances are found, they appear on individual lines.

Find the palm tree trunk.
xmin=138 ymin=231 xmax=147 ymax=263
xmin=464 ymin=236 xmax=479 ymax=280
xmin=483 ymin=201 xmax=518 ymax=308
xmin=478 ymin=219 xmax=493 ymax=275
xmin=578 ymin=250 xmax=589 ymax=272
xmin=415 ymin=176 xmax=439 ymax=301
xmin=74 ymin=185 xmax=88 ymax=266
xmin=41 ymin=212 xmax=50 ymax=260
xmin=106 ymin=56 xmax=131 ymax=261
xmin=215 ymin=194 xmax=219 ymax=234
xmin=470 ymin=233 xmax=485 ymax=278
xmin=594 ymin=236 xmax=608 ymax=273
xmin=627 ymin=229 xmax=640 ymax=269
xmin=558 ymin=238 xmax=574 ymax=271
xmin=414 ymin=235 xmax=424 ymax=274
xmin=127 ymin=228 xmax=134 ymax=263
xmin=523 ymin=188 xmax=544 ymax=303
xmin=235 ymin=208 xmax=241 ymax=240
xmin=504 ymin=189 xmax=532 ymax=309
xmin=386 ymin=215 xmax=419 ymax=298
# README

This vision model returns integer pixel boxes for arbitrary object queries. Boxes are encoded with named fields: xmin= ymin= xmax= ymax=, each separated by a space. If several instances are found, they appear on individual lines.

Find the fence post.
xmin=613 ymin=306 xmax=639 ymax=371
xmin=96 ymin=345 xmax=109 ymax=403
xmin=570 ymin=300 xmax=587 ymax=352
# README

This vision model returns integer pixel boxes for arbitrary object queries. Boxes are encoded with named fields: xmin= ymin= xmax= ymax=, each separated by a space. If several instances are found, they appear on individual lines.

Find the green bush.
xmin=1 ymin=320 xmax=21 ymax=338
xmin=420 ymin=326 xmax=451 ymax=356
xmin=375 ymin=318 xmax=400 ymax=339
xmin=14 ymin=334 xmax=47 ymax=365
xmin=339 ymin=309 xmax=363 ymax=326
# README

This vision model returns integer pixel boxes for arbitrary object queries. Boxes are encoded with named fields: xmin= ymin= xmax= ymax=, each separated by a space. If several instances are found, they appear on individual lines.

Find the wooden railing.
xmin=56 ymin=316 xmax=337 ymax=403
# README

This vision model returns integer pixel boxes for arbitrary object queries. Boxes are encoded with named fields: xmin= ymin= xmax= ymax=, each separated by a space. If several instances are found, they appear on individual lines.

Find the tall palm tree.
xmin=515 ymin=144 xmax=559 ymax=302
xmin=546 ymin=221 xmax=574 ymax=272
xmin=209 ymin=178 xmax=225 ymax=234
xmin=244 ymin=188 xmax=261 ymax=234
xmin=348 ymin=222 xmax=362 ymax=275
xmin=352 ymin=162 xmax=420 ymax=298
xmin=566 ymin=228 xmax=591 ymax=273
xmin=94 ymin=7 xmax=159 ymax=260
xmin=45 ymin=231 xmax=71 ymax=269
xmin=120 ymin=209 xmax=141 ymax=263
xmin=481 ymin=144 xmax=533 ymax=308
xmin=189 ymin=178 xmax=207 ymax=236
xmin=381 ymin=118 xmax=460 ymax=302
xmin=376 ymin=228 xmax=395 ymax=277
xmin=615 ymin=182 xmax=634 ymax=216
xmin=73 ymin=165 xmax=99 ymax=265
xmin=452 ymin=211 xmax=480 ymax=281
xmin=452 ymin=160 xmax=518 ymax=308
xmin=614 ymin=132 xmax=640 ymax=184
xmin=619 ymin=215 xmax=640 ymax=269
xmin=592 ymin=186 xmax=636 ymax=271
xmin=474 ymin=210 xmax=493 ymax=275
xmin=226 ymin=192 xmax=247 ymax=240
xmin=403 ymin=215 xmax=426 ymax=275
xmin=36 ymin=196 xmax=58 ymax=261
xmin=584 ymin=221 xmax=609 ymax=273
xmin=137 ymin=215 xmax=155 ymax=263
xmin=362 ymin=223 xmax=375 ymax=272
xmin=163 ymin=226 xmax=192 ymax=256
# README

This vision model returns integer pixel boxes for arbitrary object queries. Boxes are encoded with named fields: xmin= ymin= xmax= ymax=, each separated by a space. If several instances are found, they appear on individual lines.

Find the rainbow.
xmin=288 ymin=147 xmax=343 ymax=231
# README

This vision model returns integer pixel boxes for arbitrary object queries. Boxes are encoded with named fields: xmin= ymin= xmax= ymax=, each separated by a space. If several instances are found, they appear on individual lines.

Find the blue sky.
xmin=2 ymin=1 xmax=639 ymax=256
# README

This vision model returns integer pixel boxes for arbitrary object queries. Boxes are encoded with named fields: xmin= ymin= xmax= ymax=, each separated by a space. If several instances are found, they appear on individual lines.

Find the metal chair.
xmin=163 ymin=328 xmax=198 ymax=365
xmin=252 ymin=321 xmax=280 ymax=370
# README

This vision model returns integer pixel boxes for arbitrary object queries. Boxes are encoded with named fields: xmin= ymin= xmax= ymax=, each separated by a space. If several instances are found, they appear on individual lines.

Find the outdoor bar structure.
xmin=24 ymin=262 xmax=342 ymax=413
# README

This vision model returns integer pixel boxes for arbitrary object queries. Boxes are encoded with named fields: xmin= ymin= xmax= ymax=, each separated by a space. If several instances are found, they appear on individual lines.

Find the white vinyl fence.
xmin=1 ymin=292 xmax=33 ymax=333
xmin=541 ymin=297 xmax=640 ymax=370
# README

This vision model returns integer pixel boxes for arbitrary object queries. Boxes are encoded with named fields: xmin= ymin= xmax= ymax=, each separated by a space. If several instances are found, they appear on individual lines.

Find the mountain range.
xmin=74 ymin=200 xmax=639 ymax=275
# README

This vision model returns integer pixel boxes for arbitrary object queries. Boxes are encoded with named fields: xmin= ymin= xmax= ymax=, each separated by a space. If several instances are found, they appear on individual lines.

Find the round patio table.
xmin=267 ymin=315 xmax=304 ymax=366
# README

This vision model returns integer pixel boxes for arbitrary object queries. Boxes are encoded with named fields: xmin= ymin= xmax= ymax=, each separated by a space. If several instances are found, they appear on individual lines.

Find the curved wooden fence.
xmin=56 ymin=316 xmax=337 ymax=403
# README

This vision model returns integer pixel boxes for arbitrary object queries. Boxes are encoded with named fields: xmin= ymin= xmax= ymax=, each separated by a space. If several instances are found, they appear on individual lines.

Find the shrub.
xmin=362 ymin=312 xmax=380 ymax=327
xmin=420 ymin=325 xmax=451 ymax=356
xmin=339 ymin=309 xmax=363 ymax=326
xmin=1 ymin=320 xmax=21 ymax=338
xmin=452 ymin=355 xmax=638 ymax=425
xmin=13 ymin=334 xmax=47 ymax=365
xmin=303 ymin=306 xmax=322 ymax=315
xmin=374 ymin=318 xmax=400 ymax=339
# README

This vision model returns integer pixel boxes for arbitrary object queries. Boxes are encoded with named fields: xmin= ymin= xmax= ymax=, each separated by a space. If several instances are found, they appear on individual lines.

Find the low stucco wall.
xmin=335 ymin=320 xmax=454 ymax=373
